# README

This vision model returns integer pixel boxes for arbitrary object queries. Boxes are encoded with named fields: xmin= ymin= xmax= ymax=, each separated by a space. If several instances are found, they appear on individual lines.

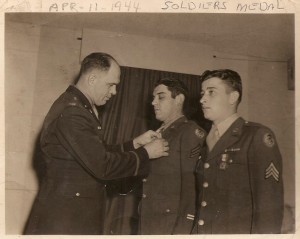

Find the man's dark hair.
xmin=155 ymin=77 xmax=189 ymax=113
xmin=155 ymin=77 xmax=188 ymax=98
xmin=79 ymin=52 xmax=118 ymax=77
xmin=200 ymin=69 xmax=242 ymax=104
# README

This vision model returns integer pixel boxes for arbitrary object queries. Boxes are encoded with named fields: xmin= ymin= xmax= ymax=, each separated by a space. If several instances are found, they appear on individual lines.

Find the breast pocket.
xmin=216 ymin=151 xmax=249 ymax=191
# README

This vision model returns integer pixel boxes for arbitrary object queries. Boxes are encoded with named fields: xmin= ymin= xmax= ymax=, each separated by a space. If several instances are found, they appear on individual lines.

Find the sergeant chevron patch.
xmin=265 ymin=162 xmax=279 ymax=181
xmin=190 ymin=145 xmax=201 ymax=158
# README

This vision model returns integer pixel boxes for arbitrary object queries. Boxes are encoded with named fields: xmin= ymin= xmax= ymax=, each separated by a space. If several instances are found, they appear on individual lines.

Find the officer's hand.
xmin=133 ymin=130 xmax=161 ymax=149
xmin=143 ymin=138 xmax=169 ymax=159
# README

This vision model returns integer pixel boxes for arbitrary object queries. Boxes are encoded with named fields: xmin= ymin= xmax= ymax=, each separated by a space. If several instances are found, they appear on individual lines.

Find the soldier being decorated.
xmin=139 ymin=77 xmax=206 ymax=234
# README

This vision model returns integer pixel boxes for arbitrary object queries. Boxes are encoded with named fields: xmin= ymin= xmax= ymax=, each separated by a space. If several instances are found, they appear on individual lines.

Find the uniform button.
xmin=201 ymin=201 xmax=207 ymax=207
xmin=204 ymin=163 xmax=210 ymax=169
xmin=198 ymin=155 xmax=202 ymax=159
xmin=142 ymin=178 xmax=147 ymax=183
xmin=203 ymin=182 xmax=209 ymax=188
xmin=75 ymin=193 xmax=80 ymax=196
xmin=198 ymin=219 xmax=205 ymax=226
xmin=166 ymin=209 xmax=170 ymax=213
xmin=142 ymin=194 xmax=147 ymax=198
xmin=97 ymin=126 xmax=102 ymax=130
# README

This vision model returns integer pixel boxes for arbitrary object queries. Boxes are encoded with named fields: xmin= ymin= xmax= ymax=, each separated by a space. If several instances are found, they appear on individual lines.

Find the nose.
xmin=200 ymin=94 xmax=206 ymax=104
xmin=110 ymin=85 xmax=117 ymax=95
xmin=152 ymin=97 xmax=157 ymax=106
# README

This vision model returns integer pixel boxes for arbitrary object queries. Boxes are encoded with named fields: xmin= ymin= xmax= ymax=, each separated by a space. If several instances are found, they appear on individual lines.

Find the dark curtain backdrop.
xmin=98 ymin=66 xmax=210 ymax=235
xmin=100 ymin=66 xmax=210 ymax=144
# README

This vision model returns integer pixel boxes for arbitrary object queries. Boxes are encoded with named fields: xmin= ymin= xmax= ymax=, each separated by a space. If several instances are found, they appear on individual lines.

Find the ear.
xmin=87 ymin=74 xmax=96 ymax=86
xmin=229 ymin=91 xmax=239 ymax=105
xmin=175 ymin=94 xmax=185 ymax=105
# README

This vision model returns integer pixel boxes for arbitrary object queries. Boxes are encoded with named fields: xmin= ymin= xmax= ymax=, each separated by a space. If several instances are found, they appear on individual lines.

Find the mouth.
xmin=154 ymin=109 xmax=160 ymax=114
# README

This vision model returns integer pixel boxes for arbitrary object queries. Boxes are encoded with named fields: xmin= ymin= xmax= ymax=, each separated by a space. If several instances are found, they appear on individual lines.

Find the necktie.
xmin=155 ymin=124 xmax=165 ymax=138
xmin=92 ymin=105 xmax=99 ymax=119
xmin=156 ymin=124 xmax=165 ymax=133
xmin=206 ymin=125 xmax=220 ymax=151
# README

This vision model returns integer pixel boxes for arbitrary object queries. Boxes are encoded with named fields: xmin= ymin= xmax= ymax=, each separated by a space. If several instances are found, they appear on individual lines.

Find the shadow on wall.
xmin=22 ymin=130 xmax=45 ymax=233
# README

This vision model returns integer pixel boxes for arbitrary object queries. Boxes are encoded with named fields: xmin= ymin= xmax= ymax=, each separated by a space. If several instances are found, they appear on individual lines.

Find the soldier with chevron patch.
xmin=193 ymin=69 xmax=283 ymax=234
xmin=138 ymin=78 xmax=206 ymax=234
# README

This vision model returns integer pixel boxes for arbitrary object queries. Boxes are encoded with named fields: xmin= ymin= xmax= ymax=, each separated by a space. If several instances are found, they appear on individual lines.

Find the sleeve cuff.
xmin=122 ymin=141 xmax=135 ymax=152
xmin=131 ymin=146 xmax=150 ymax=176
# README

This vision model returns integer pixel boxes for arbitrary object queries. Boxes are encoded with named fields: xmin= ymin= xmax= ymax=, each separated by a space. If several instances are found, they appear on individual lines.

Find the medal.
xmin=220 ymin=154 xmax=229 ymax=170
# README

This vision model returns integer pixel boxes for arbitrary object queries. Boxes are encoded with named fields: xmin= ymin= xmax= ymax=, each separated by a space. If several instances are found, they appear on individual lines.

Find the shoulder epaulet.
xmin=244 ymin=121 xmax=274 ymax=136
xmin=183 ymin=119 xmax=197 ymax=126
xmin=178 ymin=119 xmax=204 ymax=135
xmin=244 ymin=120 xmax=264 ymax=128
xmin=66 ymin=96 xmax=83 ymax=108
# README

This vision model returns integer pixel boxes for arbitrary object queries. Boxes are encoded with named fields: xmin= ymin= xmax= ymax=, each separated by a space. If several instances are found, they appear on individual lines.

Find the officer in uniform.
xmin=193 ymin=69 xmax=283 ymax=234
xmin=139 ymin=78 xmax=206 ymax=234
xmin=24 ymin=53 xmax=169 ymax=235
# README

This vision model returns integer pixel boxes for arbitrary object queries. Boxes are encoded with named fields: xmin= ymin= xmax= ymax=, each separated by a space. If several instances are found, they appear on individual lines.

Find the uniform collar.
xmin=157 ymin=115 xmax=186 ymax=133
xmin=214 ymin=113 xmax=239 ymax=138
xmin=66 ymin=85 xmax=93 ymax=110
xmin=207 ymin=117 xmax=245 ymax=160
xmin=66 ymin=85 xmax=101 ymax=123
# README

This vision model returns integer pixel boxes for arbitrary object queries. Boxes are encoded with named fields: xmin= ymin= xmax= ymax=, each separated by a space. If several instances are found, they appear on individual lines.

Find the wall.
xmin=5 ymin=25 xmax=294 ymax=234
xmin=5 ymin=22 xmax=81 ymax=234
xmin=5 ymin=22 xmax=41 ymax=234
xmin=81 ymin=29 xmax=214 ymax=75
xmin=247 ymin=61 xmax=295 ymax=233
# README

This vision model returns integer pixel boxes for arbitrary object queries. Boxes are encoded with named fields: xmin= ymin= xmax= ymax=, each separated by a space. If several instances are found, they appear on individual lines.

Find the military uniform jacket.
xmin=193 ymin=117 xmax=283 ymax=234
xmin=140 ymin=116 xmax=206 ymax=234
xmin=24 ymin=86 xmax=150 ymax=235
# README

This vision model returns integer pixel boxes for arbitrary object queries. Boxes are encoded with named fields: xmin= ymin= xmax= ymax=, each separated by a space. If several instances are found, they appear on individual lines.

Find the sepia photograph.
xmin=4 ymin=12 xmax=295 ymax=235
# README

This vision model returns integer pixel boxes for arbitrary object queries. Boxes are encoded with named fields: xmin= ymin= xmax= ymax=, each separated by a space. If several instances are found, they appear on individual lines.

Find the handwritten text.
xmin=48 ymin=1 xmax=141 ymax=12
xmin=161 ymin=0 xmax=286 ymax=12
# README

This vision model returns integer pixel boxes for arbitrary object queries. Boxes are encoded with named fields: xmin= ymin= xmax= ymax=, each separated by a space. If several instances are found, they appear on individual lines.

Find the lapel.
xmin=161 ymin=116 xmax=187 ymax=140
xmin=207 ymin=117 xmax=245 ymax=161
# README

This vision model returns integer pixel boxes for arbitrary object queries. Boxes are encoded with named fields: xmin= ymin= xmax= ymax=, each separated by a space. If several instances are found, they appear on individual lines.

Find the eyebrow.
xmin=153 ymin=92 xmax=166 ymax=96
xmin=202 ymin=86 xmax=217 ymax=90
